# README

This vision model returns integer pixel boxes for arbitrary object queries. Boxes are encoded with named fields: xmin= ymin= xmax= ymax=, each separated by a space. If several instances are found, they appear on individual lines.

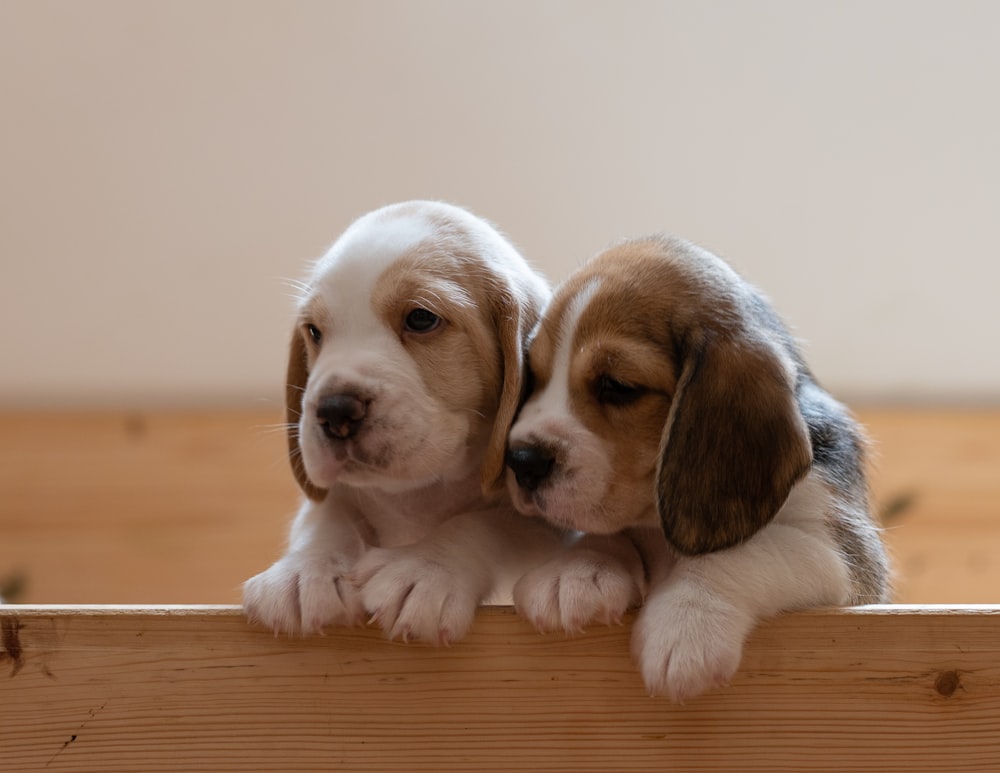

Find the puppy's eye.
xmin=595 ymin=374 xmax=646 ymax=407
xmin=404 ymin=308 xmax=441 ymax=333
xmin=305 ymin=324 xmax=322 ymax=345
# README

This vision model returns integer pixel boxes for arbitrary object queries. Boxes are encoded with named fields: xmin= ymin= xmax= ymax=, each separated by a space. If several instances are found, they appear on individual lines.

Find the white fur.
xmin=243 ymin=201 xmax=562 ymax=643
xmin=511 ymin=530 xmax=647 ymax=633
xmin=632 ymin=473 xmax=851 ymax=702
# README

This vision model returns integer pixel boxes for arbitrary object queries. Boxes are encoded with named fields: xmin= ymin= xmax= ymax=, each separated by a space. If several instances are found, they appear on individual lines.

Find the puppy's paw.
xmin=631 ymin=584 xmax=752 ymax=703
xmin=350 ymin=546 xmax=480 ymax=646
xmin=242 ymin=553 xmax=364 ymax=635
xmin=512 ymin=547 xmax=643 ymax=634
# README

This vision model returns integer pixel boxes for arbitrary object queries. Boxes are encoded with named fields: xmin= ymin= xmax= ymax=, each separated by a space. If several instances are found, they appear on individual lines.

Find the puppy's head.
xmin=287 ymin=201 xmax=548 ymax=501
xmin=506 ymin=236 xmax=812 ymax=554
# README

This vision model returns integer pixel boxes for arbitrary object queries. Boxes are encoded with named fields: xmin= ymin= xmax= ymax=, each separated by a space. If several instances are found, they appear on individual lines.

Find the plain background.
xmin=2 ymin=0 xmax=998 ymax=408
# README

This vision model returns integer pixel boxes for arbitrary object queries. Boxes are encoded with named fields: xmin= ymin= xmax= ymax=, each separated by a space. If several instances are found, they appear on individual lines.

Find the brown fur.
xmin=286 ymin=330 xmax=326 ymax=502
xmin=538 ymin=236 xmax=816 ymax=554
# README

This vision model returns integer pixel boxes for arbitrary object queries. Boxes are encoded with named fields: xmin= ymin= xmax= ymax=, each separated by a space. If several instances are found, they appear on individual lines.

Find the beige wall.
xmin=2 ymin=1 xmax=998 ymax=406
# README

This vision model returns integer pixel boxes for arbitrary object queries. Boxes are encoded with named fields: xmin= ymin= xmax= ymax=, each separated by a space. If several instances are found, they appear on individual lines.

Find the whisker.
xmin=275 ymin=276 xmax=313 ymax=305
xmin=254 ymin=422 xmax=297 ymax=437
xmin=406 ymin=295 xmax=445 ymax=314
xmin=406 ymin=281 xmax=475 ymax=311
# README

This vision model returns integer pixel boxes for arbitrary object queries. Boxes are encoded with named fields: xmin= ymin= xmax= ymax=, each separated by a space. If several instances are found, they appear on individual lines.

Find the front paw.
xmin=242 ymin=553 xmax=364 ymax=635
xmin=349 ymin=547 xmax=480 ymax=645
xmin=631 ymin=584 xmax=752 ymax=703
xmin=512 ymin=547 xmax=643 ymax=634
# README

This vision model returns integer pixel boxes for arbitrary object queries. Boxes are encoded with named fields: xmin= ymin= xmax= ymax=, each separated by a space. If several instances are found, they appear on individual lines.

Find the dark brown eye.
xmin=404 ymin=308 xmax=441 ymax=333
xmin=595 ymin=374 xmax=645 ymax=407
xmin=305 ymin=324 xmax=322 ymax=345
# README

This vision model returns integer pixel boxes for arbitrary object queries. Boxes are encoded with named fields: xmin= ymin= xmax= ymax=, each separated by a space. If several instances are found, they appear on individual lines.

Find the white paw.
xmin=350 ymin=546 xmax=481 ymax=645
xmin=242 ymin=553 xmax=365 ymax=635
xmin=631 ymin=584 xmax=753 ymax=703
xmin=512 ymin=547 xmax=643 ymax=634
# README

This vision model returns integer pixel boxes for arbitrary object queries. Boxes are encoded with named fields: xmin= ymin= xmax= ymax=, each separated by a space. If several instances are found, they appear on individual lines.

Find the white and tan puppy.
xmin=506 ymin=235 xmax=889 ymax=702
xmin=243 ymin=201 xmax=564 ymax=644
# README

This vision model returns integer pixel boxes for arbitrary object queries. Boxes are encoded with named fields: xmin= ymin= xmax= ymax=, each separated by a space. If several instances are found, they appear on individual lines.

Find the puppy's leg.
xmin=632 ymin=508 xmax=851 ymax=703
xmin=512 ymin=529 xmax=652 ymax=633
xmin=351 ymin=510 xmax=563 ymax=645
xmin=242 ymin=494 xmax=368 ymax=635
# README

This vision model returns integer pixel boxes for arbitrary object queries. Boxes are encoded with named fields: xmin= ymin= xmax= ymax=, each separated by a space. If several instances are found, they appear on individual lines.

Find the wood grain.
xmin=0 ymin=408 xmax=998 ymax=603
xmin=2 ymin=412 xmax=998 ymax=770
xmin=2 ymin=605 xmax=999 ymax=772
xmin=0 ymin=411 xmax=298 ymax=603
xmin=858 ymin=408 xmax=1000 ymax=603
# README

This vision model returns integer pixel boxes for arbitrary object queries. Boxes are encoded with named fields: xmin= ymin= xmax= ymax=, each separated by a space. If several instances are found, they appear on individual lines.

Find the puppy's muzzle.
xmin=506 ymin=444 xmax=556 ymax=492
xmin=317 ymin=392 xmax=368 ymax=440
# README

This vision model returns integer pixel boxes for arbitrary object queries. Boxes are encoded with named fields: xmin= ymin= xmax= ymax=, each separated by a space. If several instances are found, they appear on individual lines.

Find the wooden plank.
xmin=1 ymin=605 xmax=999 ymax=772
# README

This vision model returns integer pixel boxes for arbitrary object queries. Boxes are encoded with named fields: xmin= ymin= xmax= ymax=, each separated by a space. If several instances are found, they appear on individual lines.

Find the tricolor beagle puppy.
xmin=243 ymin=201 xmax=564 ymax=644
xmin=506 ymin=234 xmax=889 ymax=702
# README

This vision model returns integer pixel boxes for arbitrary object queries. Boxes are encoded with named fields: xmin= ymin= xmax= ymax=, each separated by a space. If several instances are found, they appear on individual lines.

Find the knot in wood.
xmin=934 ymin=669 xmax=961 ymax=698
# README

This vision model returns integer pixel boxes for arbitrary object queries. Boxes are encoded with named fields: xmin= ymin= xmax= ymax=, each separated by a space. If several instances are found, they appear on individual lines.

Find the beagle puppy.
xmin=505 ymin=234 xmax=889 ymax=702
xmin=243 ymin=201 xmax=564 ymax=644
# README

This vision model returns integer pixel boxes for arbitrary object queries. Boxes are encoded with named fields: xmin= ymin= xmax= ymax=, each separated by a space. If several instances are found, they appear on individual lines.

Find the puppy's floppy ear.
xmin=480 ymin=285 xmax=543 ymax=494
xmin=656 ymin=329 xmax=811 ymax=555
xmin=286 ymin=329 xmax=327 ymax=502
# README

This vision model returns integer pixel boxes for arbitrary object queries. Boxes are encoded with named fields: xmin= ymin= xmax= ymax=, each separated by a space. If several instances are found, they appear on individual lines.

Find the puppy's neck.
xmin=348 ymin=466 xmax=494 ymax=549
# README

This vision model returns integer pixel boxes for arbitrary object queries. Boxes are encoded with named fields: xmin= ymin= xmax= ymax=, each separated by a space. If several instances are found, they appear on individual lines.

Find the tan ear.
xmin=286 ymin=330 xmax=327 ymax=502
xmin=480 ymin=286 xmax=543 ymax=494
xmin=656 ymin=330 xmax=811 ymax=555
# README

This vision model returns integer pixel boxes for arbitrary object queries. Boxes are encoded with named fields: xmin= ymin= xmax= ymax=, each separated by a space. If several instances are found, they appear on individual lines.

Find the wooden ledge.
xmin=2 ymin=605 xmax=999 ymax=772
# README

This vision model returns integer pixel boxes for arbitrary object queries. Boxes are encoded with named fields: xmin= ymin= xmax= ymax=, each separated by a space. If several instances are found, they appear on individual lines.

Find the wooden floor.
xmin=1 ymin=408 xmax=998 ymax=604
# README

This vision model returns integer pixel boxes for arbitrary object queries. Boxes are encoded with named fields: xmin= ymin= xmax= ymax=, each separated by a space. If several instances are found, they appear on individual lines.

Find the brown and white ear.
xmin=656 ymin=330 xmax=811 ymax=555
xmin=286 ymin=329 xmax=327 ymax=502
xmin=480 ymin=285 xmax=545 ymax=494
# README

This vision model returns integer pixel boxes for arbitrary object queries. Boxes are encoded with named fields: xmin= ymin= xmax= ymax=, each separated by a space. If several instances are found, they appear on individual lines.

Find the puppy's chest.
xmin=367 ymin=512 xmax=448 ymax=548
xmin=359 ymin=494 xmax=467 ymax=549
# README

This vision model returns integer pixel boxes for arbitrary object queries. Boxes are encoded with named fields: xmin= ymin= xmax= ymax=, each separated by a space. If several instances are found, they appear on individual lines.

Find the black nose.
xmin=316 ymin=393 xmax=367 ymax=440
xmin=506 ymin=444 xmax=555 ymax=492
